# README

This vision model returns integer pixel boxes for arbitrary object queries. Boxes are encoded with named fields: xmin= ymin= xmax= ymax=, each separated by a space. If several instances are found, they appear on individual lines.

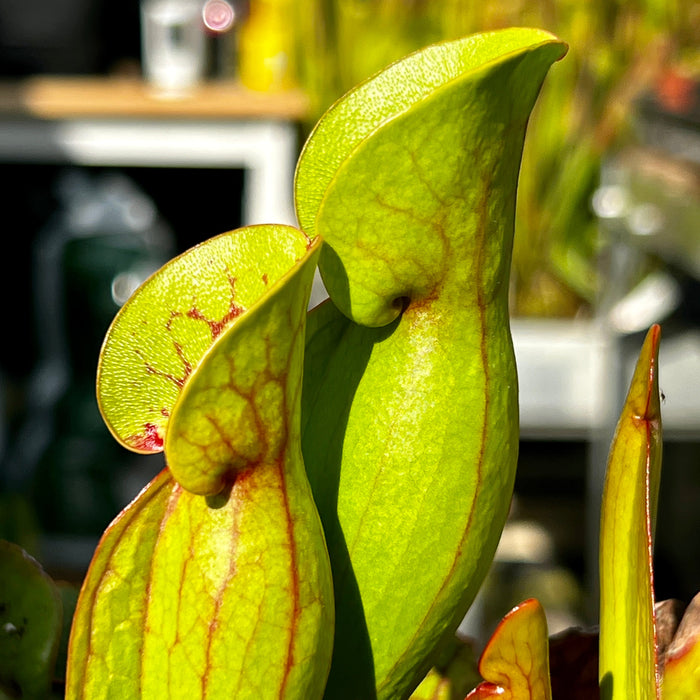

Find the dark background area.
xmin=0 ymin=0 xmax=248 ymax=562
xmin=0 ymin=0 xmax=141 ymax=77
xmin=0 ymin=164 xmax=244 ymax=386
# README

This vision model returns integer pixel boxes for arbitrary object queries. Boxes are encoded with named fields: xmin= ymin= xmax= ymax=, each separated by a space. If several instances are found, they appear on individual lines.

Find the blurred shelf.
xmin=512 ymin=319 xmax=617 ymax=439
xmin=513 ymin=319 xmax=700 ymax=440
xmin=0 ymin=76 xmax=307 ymax=226
xmin=0 ymin=76 xmax=309 ymax=120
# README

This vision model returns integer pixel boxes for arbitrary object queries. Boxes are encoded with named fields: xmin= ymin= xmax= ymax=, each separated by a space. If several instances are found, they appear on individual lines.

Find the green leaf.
xmin=465 ymin=598 xmax=551 ymax=700
xmin=599 ymin=324 xmax=663 ymax=700
xmin=97 ymin=225 xmax=313 ymax=454
xmin=298 ymin=28 xmax=567 ymax=699
xmin=0 ymin=540 xmax=63 ymax=700
xmin=70 ymin=227 xmax=333 ymax=698
xmin=409 ymin=671 xmax=451 ymax=700
xmin=297 ymin=28 xmax=568 ymax=328
xmin=67 ymin=468 xmax=332 ymax=699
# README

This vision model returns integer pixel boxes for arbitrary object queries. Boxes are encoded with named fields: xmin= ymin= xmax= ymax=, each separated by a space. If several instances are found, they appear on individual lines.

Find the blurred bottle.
xmin=237 ymin=0 xmax=296 ymax=91
xmin=140 ymin=0 xmax=207 ymax=95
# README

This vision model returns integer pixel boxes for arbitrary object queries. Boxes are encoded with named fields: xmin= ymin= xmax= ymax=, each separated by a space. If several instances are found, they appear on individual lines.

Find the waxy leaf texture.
xmin=72 ymin=27 xmax=572 ymax=700
xmin=298 ymin=27 xmax=567 ymax=699
xmin=69 ymin=226 xmax=333 ymax=699
xmin=97 ymin=225 xmax=313 ymax=454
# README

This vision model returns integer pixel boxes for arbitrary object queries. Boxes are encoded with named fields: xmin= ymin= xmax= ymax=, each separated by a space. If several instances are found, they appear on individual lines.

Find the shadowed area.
xmin=302 ymin=299 xmax=401 ymax=698
xmin=205 ymin=478 xmax=234 ymax=509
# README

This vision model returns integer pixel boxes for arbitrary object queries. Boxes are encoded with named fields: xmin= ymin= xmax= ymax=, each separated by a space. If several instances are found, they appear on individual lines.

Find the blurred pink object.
xmin=203 ymin=0 xmax=235 ymax=33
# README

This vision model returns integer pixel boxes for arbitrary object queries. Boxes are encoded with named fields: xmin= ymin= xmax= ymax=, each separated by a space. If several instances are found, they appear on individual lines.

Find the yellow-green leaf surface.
xmin=409 ymin=671 xmax=451 ymax=700
xmin=298 ymin=28 xmax=567 ymax=698
xmin=0 ymin=540 xmax=63 ymax=700
xmin=97 ymin=225 xmax=312 ymax=454
xmin=465 ymin=598 xmax=551 ymax=700
xmin=69 ymin=228 xmax=333 ymax=698
xmin=164 ymin=234 xmax=322 ymax=496
xmin=599 ymin=324 xmax=663 ymax=700
xmin=661 ymin=593 xmax=700 ymax=698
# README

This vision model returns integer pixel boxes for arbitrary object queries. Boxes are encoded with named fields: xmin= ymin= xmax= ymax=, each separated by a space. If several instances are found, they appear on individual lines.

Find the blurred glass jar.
xmin=141 ymin=0 xmax=207 ymax=95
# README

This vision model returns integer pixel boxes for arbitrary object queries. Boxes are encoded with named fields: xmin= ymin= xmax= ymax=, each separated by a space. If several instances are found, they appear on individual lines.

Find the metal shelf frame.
xmin=0 ymin=116 xmax=299 ymax=227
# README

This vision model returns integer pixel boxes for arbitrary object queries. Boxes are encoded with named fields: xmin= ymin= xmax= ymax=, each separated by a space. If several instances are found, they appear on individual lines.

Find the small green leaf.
xmin=599 ymin=324 xmax=663 ymax=700
xmin=298 ymin=29 xmax=566 ymax=698
xmin=97 ymin=225 xmax=312 ymax=454
xmin=661 ymin=593 xmax=700 ymax=698
xmin=466 ymin=598 xmax=551 ymax=700
xmin=0 ymin=540 xmax=63 ymax=700
xmin=409 ymin=671 xmax=451 ymax=700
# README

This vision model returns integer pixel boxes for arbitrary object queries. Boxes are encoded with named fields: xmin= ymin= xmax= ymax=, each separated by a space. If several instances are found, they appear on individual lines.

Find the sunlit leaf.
xmin=69 ymin=229 xmax=333 ymax=699
xmin=164 ymin=235 xmax=323 ymax=496
xmin=466 ymin=598 xmax=551 ymax=699
xmin=298 ymin=28 xmax=567 ymax=698
xmin=97 ymin=225 xmax=312 ymax=454
xmin=0 ymin=540 xmax=63 ymax=700
xmin=410 ymin=671 xmax=452 ymax=700
xmin=599 ymin=324 xmax=662 ymax=700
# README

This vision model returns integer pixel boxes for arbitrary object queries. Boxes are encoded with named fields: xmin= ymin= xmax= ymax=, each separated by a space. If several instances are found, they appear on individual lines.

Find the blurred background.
xmin=0 ymin=0 xmax=698 ymax=645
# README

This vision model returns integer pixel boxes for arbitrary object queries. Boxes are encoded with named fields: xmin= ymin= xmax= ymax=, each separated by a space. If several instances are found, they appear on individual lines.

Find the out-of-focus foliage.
xmin=0 ymin=540 xmax=63 ymax=699
xmin=293 ymin=0 xmax=700 ymax=317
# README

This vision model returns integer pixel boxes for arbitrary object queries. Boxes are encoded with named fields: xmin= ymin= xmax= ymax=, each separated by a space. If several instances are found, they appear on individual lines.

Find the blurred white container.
xmin=141 ymin=0 xmax=206 ymax=96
